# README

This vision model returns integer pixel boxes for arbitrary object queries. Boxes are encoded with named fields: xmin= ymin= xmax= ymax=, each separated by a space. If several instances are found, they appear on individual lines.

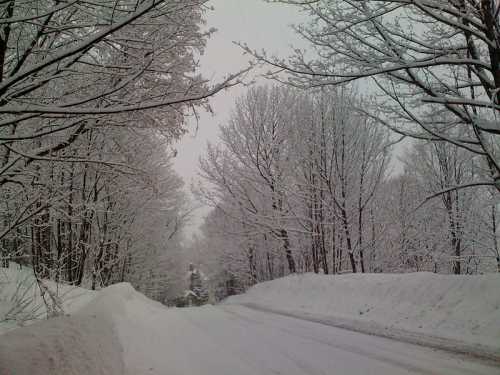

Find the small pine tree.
xmin=188 ymin=264 xmax=208 ymax=306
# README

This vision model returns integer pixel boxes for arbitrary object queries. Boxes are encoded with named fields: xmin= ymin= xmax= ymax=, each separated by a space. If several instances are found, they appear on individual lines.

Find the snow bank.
xmin=89 ymin=283 xmax=182 ymax=375
xmin=0 ymin=282 xmax=146 ymax=375
xmin=0 ymin=265 xmax=147 ymax=374
xmin=225 ymin=272 xmax=500 ymax=355
xmin=0 ymin=314 xmax=124 ymax=375
xmin=0 ymin=263 xmax=97 ymax=334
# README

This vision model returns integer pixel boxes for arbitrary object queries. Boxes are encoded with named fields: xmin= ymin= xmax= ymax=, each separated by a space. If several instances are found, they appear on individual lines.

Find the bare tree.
xmin=198 ymin=85 xmax=390 ymax=281
xmin=0 ymin=0 xmax=242 ymax=244
xmin=0 ymin=1 xmax=237 ymax=306
xmin=406 ymin=141 xmax=476 ymax=273
xmin=250 ymin=0 xmax=500 ymax=192
xmin=199 ymin=86 xmax=299 ymax=274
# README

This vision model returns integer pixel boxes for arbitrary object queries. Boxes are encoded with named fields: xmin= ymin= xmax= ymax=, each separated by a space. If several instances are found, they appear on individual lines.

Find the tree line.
xmin=0 ymin=0 xmax=239 ymax=304
xmin=196 ymin=0 xmax=500 ymax=298
xmin=196 ymin=85 xmax=499 ymax=298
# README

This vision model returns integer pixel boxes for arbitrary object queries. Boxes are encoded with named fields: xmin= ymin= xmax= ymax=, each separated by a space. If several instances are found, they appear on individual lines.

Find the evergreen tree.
xmin=187 ymin=264 xmax=208 ymax=306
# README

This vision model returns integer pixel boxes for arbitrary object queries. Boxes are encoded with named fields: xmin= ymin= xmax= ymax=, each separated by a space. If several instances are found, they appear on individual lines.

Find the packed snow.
xmin=226 ymin=272 xmax=500 ymax=358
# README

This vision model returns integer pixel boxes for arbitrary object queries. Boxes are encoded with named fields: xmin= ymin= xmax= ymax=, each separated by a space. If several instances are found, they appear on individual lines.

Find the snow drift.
xmin=0 ymin=314 xmax=124 ymax=375
xmin=0 ymin=276 xmax=138 ymax=375
xmin=0 ymin=263 xmax=97 ymax=334
xmin=225 ymin=272 xmax=500 ymax=357
xmin=0 ymin=277 xmax=169 ymax=375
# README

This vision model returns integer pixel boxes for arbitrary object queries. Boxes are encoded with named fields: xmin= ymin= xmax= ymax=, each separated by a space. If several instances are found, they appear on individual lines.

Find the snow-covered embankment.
xmin=225 ymin=272 xmax=500 ymax=360
xmin=0 ymin=265 xmax=125 ymax=375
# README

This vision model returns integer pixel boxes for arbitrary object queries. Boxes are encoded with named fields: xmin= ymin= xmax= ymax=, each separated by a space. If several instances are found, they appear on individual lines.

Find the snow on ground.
xmin=0 ymin=263 xmax=97 ymax=334
xmin=1 ymin=269 xmax=499 ymax=374
xmin=0 ymin=313 xmax=124 ymax=375
xmin=109 ymin=302 xmax=499 ymax=375
xmin=63 ymin=281 xmax=500 ymax=375
xmin=225 ymin=272 xmax=500 ymax=357
xmin=0 ymin=264 xmax=122 ymax=375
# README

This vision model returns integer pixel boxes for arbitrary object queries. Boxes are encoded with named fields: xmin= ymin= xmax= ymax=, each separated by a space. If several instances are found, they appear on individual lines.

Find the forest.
xmin=196 ymin=85 xmax=499 ymax=298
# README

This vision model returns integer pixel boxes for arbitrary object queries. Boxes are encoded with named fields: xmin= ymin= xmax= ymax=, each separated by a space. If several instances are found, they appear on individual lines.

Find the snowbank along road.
xmin=1 ymin=283 xmax=499 ymax=375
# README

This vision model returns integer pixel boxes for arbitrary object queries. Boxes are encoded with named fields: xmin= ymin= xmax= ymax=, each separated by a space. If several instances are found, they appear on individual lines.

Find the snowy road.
xmin=117 ymin=303 xmax=499 ymax=375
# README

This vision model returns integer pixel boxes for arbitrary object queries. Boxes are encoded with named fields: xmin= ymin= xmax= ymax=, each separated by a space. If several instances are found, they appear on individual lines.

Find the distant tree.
xmin=199 ymin=86 xmax=300 ymax=275
xmin=406 ymin=141 xmax=476 ymax=274
xmin=378 ymin=148 xmax=499 ymax=274
xmin=198 ymin=85 xmax=390 ymax=279
xmin=187 ymin=263 xmax=208 ymax=306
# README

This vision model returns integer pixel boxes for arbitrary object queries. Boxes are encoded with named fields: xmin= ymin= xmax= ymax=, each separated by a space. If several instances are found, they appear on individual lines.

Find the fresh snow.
xmin=0 ymin=263 xmax=97 ymax=334
xmin=226 ymin=272 xmax=500 ymax=356
xmin=1 ymin=269 xmax=499 ymax=374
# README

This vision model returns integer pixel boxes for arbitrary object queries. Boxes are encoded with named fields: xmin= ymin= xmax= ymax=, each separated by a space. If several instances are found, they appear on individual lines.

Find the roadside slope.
xmin=225 ymin=272 xmax=500 ymax=360
xmin=0 ymin=280 xmax=124 ymax=375
xmin=0 ymin=314 xmax=124 ymax=375
xmin=0 ymin=263 xmax=97 ymax=334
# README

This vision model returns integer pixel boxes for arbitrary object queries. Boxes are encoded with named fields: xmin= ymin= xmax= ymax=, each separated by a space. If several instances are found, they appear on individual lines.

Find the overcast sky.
xmin=173 ymin=0 xmax=307 ymax=235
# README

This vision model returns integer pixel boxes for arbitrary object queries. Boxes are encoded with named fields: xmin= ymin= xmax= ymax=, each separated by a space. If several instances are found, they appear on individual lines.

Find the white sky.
xmin=173 ymin=0 xmax=307 ymax=236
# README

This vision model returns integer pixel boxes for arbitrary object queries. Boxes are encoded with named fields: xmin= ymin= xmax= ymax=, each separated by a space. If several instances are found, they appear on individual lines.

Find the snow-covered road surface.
xmin=118 ymin=303 xmax=499 ymax=375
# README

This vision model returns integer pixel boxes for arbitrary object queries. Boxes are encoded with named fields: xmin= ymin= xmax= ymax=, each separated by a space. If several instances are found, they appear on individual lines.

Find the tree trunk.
xmin=280 ymin=228 xmax=296 ymax=273
xmin=341 ymin=203 xmax=356 ymax=273
xmin=331 ymin=219 xmax=336 ymax=274
xmin=248 ymin=246 xmax=257 ymax=283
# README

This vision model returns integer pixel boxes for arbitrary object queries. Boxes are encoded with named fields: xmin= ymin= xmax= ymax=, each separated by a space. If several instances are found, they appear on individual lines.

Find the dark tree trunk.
xmin=280 ymin=228 xmax=296 ymax=273
xmin=341 ymin=205 xmax=356 ymax=273
xmin=248 ymin=246 xmax=257 ymax=283
xmin=331 ymin=219 xmax=336 ymax=274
